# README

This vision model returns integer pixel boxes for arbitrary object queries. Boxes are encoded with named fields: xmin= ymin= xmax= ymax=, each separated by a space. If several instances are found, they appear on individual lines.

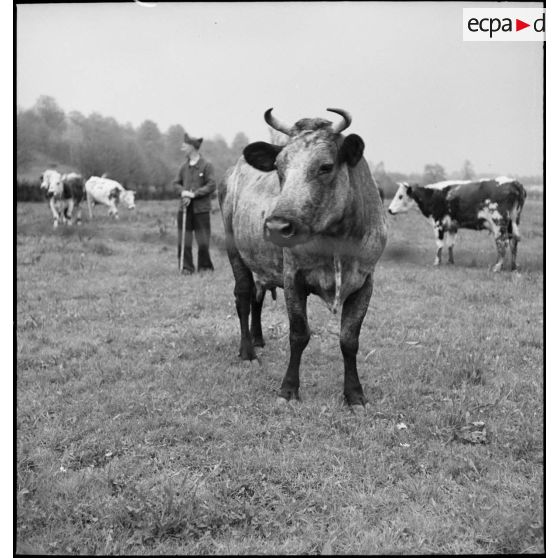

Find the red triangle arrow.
xmin=516 ymin=19 xmax=530 ymax=31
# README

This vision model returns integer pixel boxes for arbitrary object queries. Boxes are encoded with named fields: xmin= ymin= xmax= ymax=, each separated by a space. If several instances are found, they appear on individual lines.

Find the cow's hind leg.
xmin=87 ymin=193 xmax=94 ymax=220
xmin=341 ymin=274 xmax=373 ymax=408
xmin=226 ymin=243 xmax=257 ymax=361
xmin=446 ymin=230 xmax=457 ymax=264
xmin=250 ymin=283 xmax=266 ymax=348
xmin=75 ymin=202 xmax=83 ymax=226
xmin=65 ymin=199 xmax=75 ymax=225
xmin=279 ymin=274 xmax=310 ymax=402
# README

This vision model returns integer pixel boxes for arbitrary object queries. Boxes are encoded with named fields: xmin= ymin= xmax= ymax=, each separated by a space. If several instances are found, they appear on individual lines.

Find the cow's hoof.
xmin=491 ymin=264 xmax=503 ymax=273
xmin=239 ymin=348 xmax=257 ymax=361
xmin=448 ymin=260 xmax=455 ymax=265
xmin=350 ymin=403 xmax=368 ymax=414
xmin=346 ymin=393 xmax=367 ymax=408
xmin=278 ymin=388 xmax=300 ymax=402
xmin=433 ymin=260 xmax=440 ymax=267
xmin=252 ymin=337 xmax=265 ymax=348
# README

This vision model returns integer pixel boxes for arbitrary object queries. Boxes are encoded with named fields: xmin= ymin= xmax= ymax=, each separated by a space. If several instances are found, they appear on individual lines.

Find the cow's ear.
xmin=339 ymin=134 xmax=364 ymax=167
xmin=243 ymin=142 xmax=283 ymax=172
xmin=405 ymin=184 xmax=413 ymax=195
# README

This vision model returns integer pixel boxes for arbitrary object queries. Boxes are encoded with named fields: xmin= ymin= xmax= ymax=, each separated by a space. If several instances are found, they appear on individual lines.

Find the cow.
xmin=40 ymin=169 xmax=87 ymax=227
xmin=40 ymin=169 xmax=65 ymax=228
xmin=60 ymin=172 xmax=86 ymax=225
xmin=387 ymin=177 xmax=527 ymax=271
xmin=85 ymin=176 xmax=136 ymax=219
xmin=219 ymin=108 xmax=387 ymax=410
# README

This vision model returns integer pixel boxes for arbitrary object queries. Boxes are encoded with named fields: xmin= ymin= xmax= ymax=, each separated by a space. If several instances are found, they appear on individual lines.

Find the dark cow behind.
xmin=61 ymin=172 xmax=86 ymax=225
xmin=388 ymin=178 xmax=526 ymax=271
xmin=219 ymin=108 xmax=387 ymax=409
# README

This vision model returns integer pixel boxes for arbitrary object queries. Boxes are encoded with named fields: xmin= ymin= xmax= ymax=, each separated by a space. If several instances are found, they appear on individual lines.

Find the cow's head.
xmin=121 ymin=189 xmax=136 ymax=210
xmin=244 ymin=108 xmax=365 ymax=248
xmin=388 ymin=182 xmax=416 ymax=214
xmin=40 ymin=169 xmax=63 ymax=197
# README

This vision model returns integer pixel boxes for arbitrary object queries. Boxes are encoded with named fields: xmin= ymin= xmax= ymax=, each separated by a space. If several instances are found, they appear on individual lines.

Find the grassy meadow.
xmin=17 ymin=198 xmax=543 ymax=554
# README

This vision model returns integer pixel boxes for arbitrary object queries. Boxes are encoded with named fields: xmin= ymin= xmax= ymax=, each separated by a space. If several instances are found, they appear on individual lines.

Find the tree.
xmin=423 ymin=163 xmax=446 ymax=185
xmin=164 ymin=124 xmax=186 ymax=164
xmin=34 ymin=95 xmax=66 ymax=134
xmin=461 ymin=159 xmax=475 ymax=180
xmin=137 ymin=120 xmax=163 ymax=153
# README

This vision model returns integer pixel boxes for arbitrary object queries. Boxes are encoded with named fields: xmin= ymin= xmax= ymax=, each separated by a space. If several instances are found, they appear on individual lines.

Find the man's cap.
xmin=183 ymin=133 xmax=203 ymax=149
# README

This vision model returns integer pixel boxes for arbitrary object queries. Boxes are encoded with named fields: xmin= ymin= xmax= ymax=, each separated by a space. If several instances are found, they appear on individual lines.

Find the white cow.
xmin=85 ymin=176 xmax=136 ymax=219
xmin=40 ymin=169 xmax=66 ymax=228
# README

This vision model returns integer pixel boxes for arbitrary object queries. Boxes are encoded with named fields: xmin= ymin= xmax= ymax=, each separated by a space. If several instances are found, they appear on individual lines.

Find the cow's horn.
xmin=327 ymin=108 xmax=352 ymax=134
xmin=264 ymin=108 xmax=292 ymax=136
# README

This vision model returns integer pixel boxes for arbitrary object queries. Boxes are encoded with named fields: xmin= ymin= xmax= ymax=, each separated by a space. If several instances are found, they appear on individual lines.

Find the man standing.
xmin=173 ymin=132 xmax=216 ymax=274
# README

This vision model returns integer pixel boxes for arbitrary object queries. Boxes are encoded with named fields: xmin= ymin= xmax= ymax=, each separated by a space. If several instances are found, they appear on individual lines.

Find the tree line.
xmin=16 ymin=95 xmax=250 ymax=201
xmin=17 ymin=96 xmax=541 ymax=202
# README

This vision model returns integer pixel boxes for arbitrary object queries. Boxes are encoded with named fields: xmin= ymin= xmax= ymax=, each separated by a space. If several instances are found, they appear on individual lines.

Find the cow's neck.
xmin=410 ymin=188 xmax=434 ymax=218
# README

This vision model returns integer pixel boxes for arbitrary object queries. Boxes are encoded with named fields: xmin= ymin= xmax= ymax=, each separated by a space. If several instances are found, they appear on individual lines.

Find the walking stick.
xmin=179 ymin=198 xmax=189 ymax=273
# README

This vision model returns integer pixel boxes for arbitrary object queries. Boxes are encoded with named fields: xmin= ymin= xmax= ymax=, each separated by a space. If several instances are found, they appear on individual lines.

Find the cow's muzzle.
xmin=264 ymin=216 xmax=309 ymax=247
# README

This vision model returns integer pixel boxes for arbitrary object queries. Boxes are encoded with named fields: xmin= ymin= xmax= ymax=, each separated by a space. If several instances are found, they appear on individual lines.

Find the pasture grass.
xmin=17 ymin=200 xmax=543 ymax=554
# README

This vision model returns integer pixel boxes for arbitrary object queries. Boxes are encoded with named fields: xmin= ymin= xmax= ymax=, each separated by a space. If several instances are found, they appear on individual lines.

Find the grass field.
xmin=17 ymin=198 xmax=544 ymax=554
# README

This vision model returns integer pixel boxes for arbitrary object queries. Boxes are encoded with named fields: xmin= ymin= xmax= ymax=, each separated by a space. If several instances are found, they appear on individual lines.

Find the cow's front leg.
xmin=433 ymin=222 xmax=444 ymax=266
xmin=510 ymin=221 xmax=521 ymax=271
xmin=493 ymin=228 xmax=508 ymax=272
xmin=340 ymin=274 xmax=373 ymax=408
xmin=49 ymin=198 xmax=60 ymax=228
xmin=279 ymin=273 xmax=310 ymax=402
xmin=109 ymin=202 xmax=119 ymax=219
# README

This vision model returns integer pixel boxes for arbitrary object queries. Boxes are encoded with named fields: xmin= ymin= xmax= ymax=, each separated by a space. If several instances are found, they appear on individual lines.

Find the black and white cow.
xmin=388 ymin=177 xmax=526 ymax=271
xmin=40 ymin=169 xmax=85 ymax=227
xmin=85 ymin=176 xmax=136 ymax=219
xmin=61 ymin=172 xmax=86 ymax=225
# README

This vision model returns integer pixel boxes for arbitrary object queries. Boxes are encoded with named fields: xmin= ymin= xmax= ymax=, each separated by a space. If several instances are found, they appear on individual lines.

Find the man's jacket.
xmin=173 ymin=157 xmax=216 ymax=213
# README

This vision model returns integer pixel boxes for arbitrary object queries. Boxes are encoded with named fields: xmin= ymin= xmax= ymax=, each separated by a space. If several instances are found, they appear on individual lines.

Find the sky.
xmin=16 ymin=1 xmax=544 ymax=176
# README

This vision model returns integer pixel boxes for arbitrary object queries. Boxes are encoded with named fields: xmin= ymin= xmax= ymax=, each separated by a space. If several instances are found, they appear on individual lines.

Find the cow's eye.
xmin=318 ymin=163 xmax=334 ymax=175
xmin=398 ymin=194 xmax=403 ymax=199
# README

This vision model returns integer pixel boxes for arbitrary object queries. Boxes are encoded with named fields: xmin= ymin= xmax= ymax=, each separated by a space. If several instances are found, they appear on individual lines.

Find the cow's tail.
xmin=509 ymin=181 xmax=527 ymax=240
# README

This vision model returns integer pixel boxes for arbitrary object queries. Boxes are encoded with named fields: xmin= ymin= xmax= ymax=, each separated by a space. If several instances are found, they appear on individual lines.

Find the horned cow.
xmin=219 ymin=108 xmax=387 ymax=409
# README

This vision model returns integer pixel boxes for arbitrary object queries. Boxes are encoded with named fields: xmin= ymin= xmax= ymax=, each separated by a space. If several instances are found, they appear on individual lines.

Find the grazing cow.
xmin=85 ymin=176 xmax=136 ymax=219
xmin=219 ymin=108 xmax=387 ymax=409
xmin=40 ymin=169 xmax=87 ymax=227
xmin=387 ymin=178 xmax=526 ymax=271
